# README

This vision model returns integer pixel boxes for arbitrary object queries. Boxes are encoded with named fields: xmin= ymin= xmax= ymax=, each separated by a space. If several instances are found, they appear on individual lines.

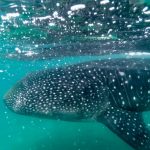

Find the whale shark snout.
xmin=4 ymin=81 xmax=29 ymax=114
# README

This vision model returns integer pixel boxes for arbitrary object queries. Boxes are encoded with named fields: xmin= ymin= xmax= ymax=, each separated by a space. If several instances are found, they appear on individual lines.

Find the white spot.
xmin=127 ymin=25 xmax=132 ymax=28
xmin=133 ymin=97 xmax=136 ymax=100
xmin=143 ymin=7 xmax=148 ymax=12
xmin=52 ymin=106 xmax=56 ymax=109
xmin=144 ymin=19 xmax=150 ymax=23
xmin=0 ymin=70 xmax=5 ymax=73
xmin=56 ymin=3 xmax=60 ymax=7
xmin=122 ymin=101 xmax=125 ymax=105
xmin=100 ymin=0 xmax=110 ymax=5
xmin=109 ymin=7 xmax=115 ymax=11
xmin=114 ymin=120 xmax=117 ymax=124
xmin=112 ymin=79 xmax=115 ymax=82
xmin=119 ymin=72 xmax=125 ymax=76
xmin=130 ymin=86 xmax=133 ymax=90
xmin=49 ymin=23 xmax=55 ymax=26
xmin=53 ymin=11 xmax=59 ymax=18
xmin=143 ymin=10 xmax=150 ymax=15
xmin=15 ymin=47 xmax=21 ymax=53
xmin=70 ymin=4 xmax=86 ymax=11
xmin=24 ymin=51 xmax=38 ymax=56
xmin=1 ymin=12 xmax=20 ymax=20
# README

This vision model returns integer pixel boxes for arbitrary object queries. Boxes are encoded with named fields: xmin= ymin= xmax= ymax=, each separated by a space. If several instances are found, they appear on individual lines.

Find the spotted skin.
xmin=4 ymin=59 xmax=150 ymax=150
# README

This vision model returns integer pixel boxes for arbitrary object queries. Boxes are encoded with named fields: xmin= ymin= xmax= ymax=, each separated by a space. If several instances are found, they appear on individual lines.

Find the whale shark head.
xmin=4 ymin=66 xmax=109 ymax=120
xmin=4 ymin=81 xmax=29 ymax=114
xmin=4 ymin=71 xmax=61 ymax=118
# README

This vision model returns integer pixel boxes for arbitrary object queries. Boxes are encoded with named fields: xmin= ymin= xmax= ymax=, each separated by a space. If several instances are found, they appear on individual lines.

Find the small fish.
xmin=4 ymin=59 xmax=150 ymax=150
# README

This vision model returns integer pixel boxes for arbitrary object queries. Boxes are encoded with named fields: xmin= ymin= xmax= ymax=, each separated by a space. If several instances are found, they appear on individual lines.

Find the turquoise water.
xmin=1 ymin=0 xmax=150 ymax=150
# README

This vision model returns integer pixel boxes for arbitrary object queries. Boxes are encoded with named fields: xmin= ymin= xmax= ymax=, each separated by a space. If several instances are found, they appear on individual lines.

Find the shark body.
xmin=4 ymin=59 xmax=150 ymax=150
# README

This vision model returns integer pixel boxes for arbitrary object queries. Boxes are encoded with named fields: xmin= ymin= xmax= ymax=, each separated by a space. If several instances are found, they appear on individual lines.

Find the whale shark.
xmin=4 ymin=58 xmax=150 ymax=150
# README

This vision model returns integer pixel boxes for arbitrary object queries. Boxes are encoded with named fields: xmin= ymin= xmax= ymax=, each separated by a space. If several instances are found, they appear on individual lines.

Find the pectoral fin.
xmin=96 ymin=106 xmax=150 ymax=150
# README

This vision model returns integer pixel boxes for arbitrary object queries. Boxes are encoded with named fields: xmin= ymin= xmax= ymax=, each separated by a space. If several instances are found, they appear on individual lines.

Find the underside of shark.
xmin=4 ymin=58 xmax=150 ymax=150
